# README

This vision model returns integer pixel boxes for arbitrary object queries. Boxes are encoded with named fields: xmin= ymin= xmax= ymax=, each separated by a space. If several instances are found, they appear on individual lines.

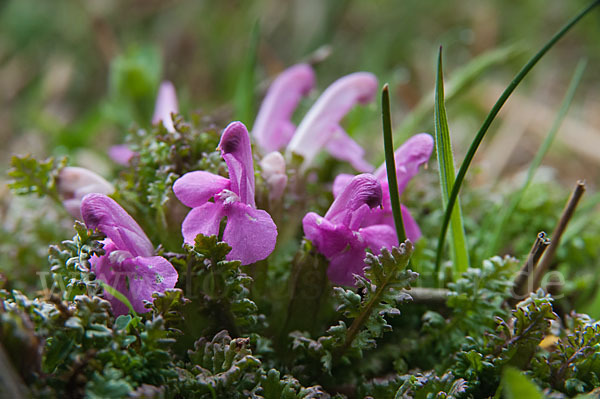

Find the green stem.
xmin=381 ymin=84 xmax=406 ymax=243
xmin=486 ymin=59 xmax=587 ymax=256
xmin=337 ymin=270 xmax=395 ymax=357
xmin=435 ymin=0 xmax=600 ymax=274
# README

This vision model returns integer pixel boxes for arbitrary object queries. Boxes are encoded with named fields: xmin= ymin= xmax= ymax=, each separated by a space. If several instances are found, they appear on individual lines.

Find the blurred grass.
xmin=1 ymin=0 xmax=599 ymax=168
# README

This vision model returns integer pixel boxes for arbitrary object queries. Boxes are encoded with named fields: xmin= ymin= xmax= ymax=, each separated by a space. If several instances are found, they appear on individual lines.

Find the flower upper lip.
xmin=252 ymin=64 xmax=378 ymax=173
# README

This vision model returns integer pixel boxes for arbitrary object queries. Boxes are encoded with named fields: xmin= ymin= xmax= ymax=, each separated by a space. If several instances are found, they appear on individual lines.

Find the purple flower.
xmin=81 ymin=193 xmax=178 ymax=316
xmin=109 ymin=80 xmax=179 ymax=165
xmin=252 ymin=64 xmax=316 ymax=153
xmin=302 ymin=174 xmax=397 ymax=286
xmin=152 ymin=81 xmax=179 ymax=133
xmin=173 ymin=121 xmax=277 ymax=265
xmin=286 ymin=72 xmax=378 ymax=172
xmin=332 ymin=133 xmax=434 ymax=241
xmin=58 ymin=167 xmax=115 ymax=219
xmin=252 ymin=64 xmax=377 ymax=172
xmin=108 ymin=144 xmax=136 ymax=166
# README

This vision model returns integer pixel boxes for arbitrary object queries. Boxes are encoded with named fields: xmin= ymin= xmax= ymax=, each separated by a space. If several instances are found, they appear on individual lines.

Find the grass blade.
xmin=382 ymin=84 xmax=406 ymax=243
xmin=486 ymin=59 xmax=587 ymax=256
xmin=100 ymin=281 xmax=138 ymax=316
xmin=234 ymin=21 xmax=260 ymax=125
xmin=397 ymin=44 xmax=523 ymax=138
xmin=434 ymin=0 xmax=600 ymax=274
xmin=434 ymin=48 xmax=469 ymax=279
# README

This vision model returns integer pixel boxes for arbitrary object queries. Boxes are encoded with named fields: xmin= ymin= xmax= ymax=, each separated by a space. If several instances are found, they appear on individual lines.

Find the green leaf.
xmin=501 ymin=367 xmax=543 ymax=399
xmin=396 ymin=44 xmax=523 ymax=138
xmin=435 ymin=0 xmax=600 ymax=272
xmin=234 ymin=20 xmax=260 ymax=125
xmin=100 ymin=281 xmax=137 ymax=317
xmin=7 ymin=155 xmax=66 ymax=204
xmin=487 ymin=58 xmax=587 ymax=256
xmin=381 ymin=84 xmax=406 ymax=242
xmin=433 ymin=48 xmax=469 ymax=280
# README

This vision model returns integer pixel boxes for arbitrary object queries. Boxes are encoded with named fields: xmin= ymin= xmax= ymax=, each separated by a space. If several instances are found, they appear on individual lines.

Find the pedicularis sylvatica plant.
xmin=4 ymin=2 xmax=600 ymax=398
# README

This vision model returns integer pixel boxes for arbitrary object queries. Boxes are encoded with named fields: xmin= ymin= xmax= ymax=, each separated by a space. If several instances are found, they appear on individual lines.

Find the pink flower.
xmin=173 ymin=122 xmax=277 ymax=265
xmin=332 ymin=133 xmax=434 ymax=241
xmin=252 ymin=64 xmax=316 ymax=153
xmin=81 ymin=193 xmax=178 ymax=316
xmin=58 ymin=167 xmax=115 ymax=219
xmin=109 ymin=80 xmax=179 ymax=165
xmin=286 ymin=72 xmax=378 ymax=172
xmin=108 ymin=144 xmax=136 ymax=166
xmin=252 ymin=64 xmax=377 ymax=173
xmin=302 ymin=174 xmax=397 ymax=286
xmin=152 ymin=81 xmax=179 ymax=133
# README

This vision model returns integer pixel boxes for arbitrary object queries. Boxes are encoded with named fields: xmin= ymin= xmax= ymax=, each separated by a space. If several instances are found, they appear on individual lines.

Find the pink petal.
xmin=58 ymin=167 xmax=115 ymax=219
xmin=302 ymin=212 xmax=355 ymax=259
xmin=108 ymin=145 xmax=137 ymax=166
xmin=359 ymin=224 xmax=398 ymax=254
xmin=332 ymin=173 xmax=354 ymax=198
xmin=252 ymin=64 xmax=315 ymax=152
xmin=173 ymin=171 xmax=230 ymax=208
xmin=326 ymin=245 xmax=369 ymax=286
xmin=360 ymin=204 xmax=422 ymax=242
xmin=152 ymin=81 xmax=179 ymax=133
xmin=260 ymin=151 xmax=288 ymax=201
xmin=325 ymin=128 xmax=373 ymax=172
xmin=119 ymin=256 xmax=178 ymax=314
xmin=219 ymin=122 xmax=256 ymax=207
xmin=401 ymin=205 xmax=422 ymax=242
xmin=222 ymin=202 xmax=277 ymax=265
xmin=81 ymin=194 xmax=154 ymax=257
xmin=374 ymin=133 xmax=434 ymax=194
xmin=324 ymin=174 xmax=382 ymax=225
xmin=181 ymin=202 xmax=224 ymax=245
xmin=286 ymin=72 xmax=378 ymax=170
xmin=94 ymin=254 xmax=178 ymax=316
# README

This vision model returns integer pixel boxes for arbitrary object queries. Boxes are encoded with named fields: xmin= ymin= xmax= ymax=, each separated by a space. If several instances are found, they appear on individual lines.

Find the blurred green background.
xmin=1 ymin=0 xmax=599 ymax=176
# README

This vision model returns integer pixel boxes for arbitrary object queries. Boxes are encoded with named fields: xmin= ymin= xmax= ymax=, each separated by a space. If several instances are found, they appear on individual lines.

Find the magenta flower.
xmin=81 ymin=193 xmax=178 ymax=316
xmin=109 ymin=80 xmax=179 ymax=166
xmin=58 ymin=167 xmax=115 ymax=219
xmin=173 ymin=121 xmax=277 ymax=265
xmin=332 ymin=133 xmax=434 ymax=241
xmin=252 ymin=64 xmax=377 ymax=172
xmin=286 ymin=72 xmax=378 ymax=172
xmin=302 ymin=174 xmax=397 ymax=286
xmin=152 ymin=81 xmax=179 ymax=133
xmin=108 ymin=144 xmax=136 ymax=166
xmin=252 ymin=64 xmax=316 ymax=153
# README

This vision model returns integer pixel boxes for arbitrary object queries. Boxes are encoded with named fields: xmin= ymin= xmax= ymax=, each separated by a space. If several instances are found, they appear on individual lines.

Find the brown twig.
xmin=511 ymin=231 xmax=551 ymax=302
xmin=533 ymin=180 xmax=586 ymax=290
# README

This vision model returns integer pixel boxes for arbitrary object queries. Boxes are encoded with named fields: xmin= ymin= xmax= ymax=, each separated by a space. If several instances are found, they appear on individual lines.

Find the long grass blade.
xmin=397 ymin=44 xmax=523 ymax=138
xmin=434 ymin=0 xmax=600 ymax=274
xmin=234 ymin=21 xmax=260 ymax=125
xmin=382 ymin=84 xmax=406 ymax=243
xmin=486 ymin=59 xmax=587 ymax=256
xmin=434 ymin=48 xmax=469 ymax=279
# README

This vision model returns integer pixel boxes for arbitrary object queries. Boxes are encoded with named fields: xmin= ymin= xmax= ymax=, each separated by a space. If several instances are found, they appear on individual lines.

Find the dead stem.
xmin=511 ymin=231 xmax=550 ymax=302
xmin=533 ymin=180 xmax=586 ymax=290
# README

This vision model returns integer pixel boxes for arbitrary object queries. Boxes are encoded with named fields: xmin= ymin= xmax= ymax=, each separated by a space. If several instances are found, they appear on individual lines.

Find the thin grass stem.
xmin=381 ymin=84 xmax=406 ymax=243
xmin=434 ymin=0 xmax=600 ymax=275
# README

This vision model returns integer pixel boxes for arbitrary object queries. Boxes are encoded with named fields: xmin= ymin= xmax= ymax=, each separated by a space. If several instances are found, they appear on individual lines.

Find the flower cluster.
xmin=65 ymin=65 xmax=431 ymax=316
